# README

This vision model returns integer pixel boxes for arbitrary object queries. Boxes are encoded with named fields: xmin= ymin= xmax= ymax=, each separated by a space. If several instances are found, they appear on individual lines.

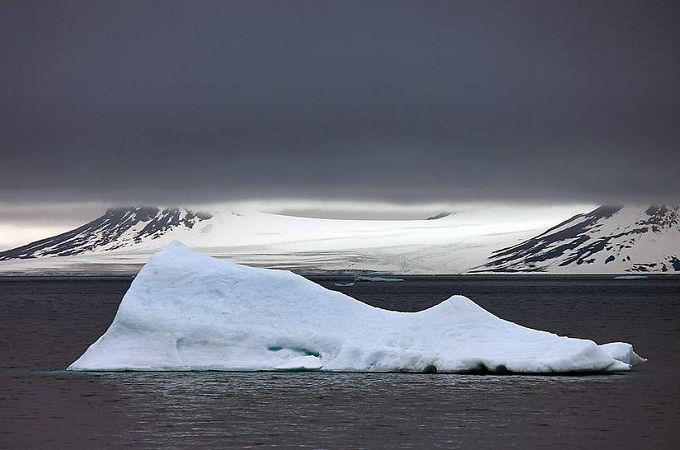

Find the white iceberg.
xmin=68 ymin=242 xmax=645 ymax=373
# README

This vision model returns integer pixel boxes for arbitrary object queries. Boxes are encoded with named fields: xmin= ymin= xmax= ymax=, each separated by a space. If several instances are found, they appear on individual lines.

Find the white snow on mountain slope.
xmin=0 ymin=207 xmax=212 ymax=259
xmin=478 ymin=205 xmax=680 ymax=273
xmin=0 ymin=204 xmax=589 ymax=275
xmin=68 ymin=242 xmax=645 ymax=373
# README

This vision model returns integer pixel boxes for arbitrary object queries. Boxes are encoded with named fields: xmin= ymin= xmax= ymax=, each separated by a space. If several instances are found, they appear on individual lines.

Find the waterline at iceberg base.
xmin=68 ymin=242 xmax=645 ymax=373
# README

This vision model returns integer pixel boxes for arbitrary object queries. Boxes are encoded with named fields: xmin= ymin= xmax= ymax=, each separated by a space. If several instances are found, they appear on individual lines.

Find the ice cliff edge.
xmin=68 ymin=241 xmax=645 ymax=373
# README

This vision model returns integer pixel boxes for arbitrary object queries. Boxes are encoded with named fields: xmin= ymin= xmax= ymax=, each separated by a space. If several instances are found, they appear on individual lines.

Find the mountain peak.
xmin=477 ymin=204 xmax=680 ymax=273
xmin=0 ymin=206 xmax=212 ymax=260
xmin=104 ymin=206 xmax=160 ymax=216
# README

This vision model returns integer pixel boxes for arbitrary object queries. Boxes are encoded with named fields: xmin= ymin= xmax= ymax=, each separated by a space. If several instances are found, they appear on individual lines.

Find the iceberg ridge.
xmin=68 ymin=241 xmax=645 ymax=373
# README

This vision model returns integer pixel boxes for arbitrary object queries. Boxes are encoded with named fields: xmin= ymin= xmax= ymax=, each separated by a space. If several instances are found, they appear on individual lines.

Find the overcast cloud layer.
xmin=1 ymin=1 xmax=679 ymax=206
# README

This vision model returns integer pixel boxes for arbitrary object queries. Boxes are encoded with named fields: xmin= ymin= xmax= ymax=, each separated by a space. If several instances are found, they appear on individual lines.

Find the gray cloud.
xmin=1 ymin=1 xmax=679 ymax=206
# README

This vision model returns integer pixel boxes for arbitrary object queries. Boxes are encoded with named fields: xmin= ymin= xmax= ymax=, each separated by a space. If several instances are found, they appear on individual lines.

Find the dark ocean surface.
xmin=1 ymin=276 xmax=679 ymax=449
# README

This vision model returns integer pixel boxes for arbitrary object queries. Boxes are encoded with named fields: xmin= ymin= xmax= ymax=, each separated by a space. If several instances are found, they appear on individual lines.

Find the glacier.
xmin=68 ymin=242 xmax=645 ymax=373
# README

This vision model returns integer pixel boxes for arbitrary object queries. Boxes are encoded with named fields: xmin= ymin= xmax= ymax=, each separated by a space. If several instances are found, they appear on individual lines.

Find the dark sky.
xmin=1 ymin=0 xmax=679 ymax=206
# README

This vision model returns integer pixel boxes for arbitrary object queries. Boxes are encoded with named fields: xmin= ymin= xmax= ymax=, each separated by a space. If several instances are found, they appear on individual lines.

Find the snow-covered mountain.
xmin=477 ymin=205 xmax=680 ymax=273
xmin=0 ymin=207 xmax=212 ymax=260
xmin=0 ymin=205 xmax=574 ymax=275
xmin=1 ymin=204 xmax=677 ymax=275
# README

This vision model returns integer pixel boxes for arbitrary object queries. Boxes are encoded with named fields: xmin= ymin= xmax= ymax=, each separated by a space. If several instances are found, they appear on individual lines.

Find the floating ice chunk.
xmin=600 ymin=342 xmax=647 ymax=366
xmin=354 ymin=275 xmax=404 ymax=282
xmin=68 ymin=241 xmax=645 ymax=373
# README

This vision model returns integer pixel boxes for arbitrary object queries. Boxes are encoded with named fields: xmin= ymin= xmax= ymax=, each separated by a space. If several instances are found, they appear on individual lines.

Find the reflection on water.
xmin=1 ymin=277 xmax=679 ymax=448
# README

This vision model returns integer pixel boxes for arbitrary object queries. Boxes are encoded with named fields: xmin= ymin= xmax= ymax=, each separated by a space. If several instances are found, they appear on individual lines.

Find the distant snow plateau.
xmin=0 ymin=204 xmax=678 ymax=275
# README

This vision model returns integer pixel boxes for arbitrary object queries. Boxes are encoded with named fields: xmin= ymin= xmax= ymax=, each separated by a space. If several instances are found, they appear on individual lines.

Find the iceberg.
xmin=354 ymin=275 xmax=404 ymax=282
xmin=68 ymin=242 xmax=645 ymax=373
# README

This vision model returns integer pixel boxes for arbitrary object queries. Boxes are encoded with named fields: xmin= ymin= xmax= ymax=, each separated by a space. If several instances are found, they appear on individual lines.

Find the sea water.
xmin=0 ymin=276 xmax=678 ymax=448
